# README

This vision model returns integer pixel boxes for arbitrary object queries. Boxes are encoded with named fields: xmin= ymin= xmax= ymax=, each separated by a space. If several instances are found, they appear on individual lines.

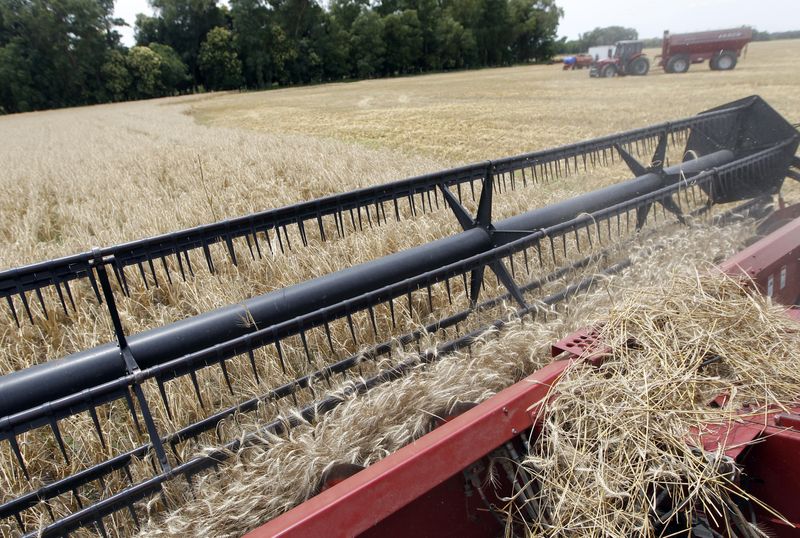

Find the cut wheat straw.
xmin=524 ymin=273 xmax=800 ymax=537
xmin=136 ymin=220 xmax=766 ymax=538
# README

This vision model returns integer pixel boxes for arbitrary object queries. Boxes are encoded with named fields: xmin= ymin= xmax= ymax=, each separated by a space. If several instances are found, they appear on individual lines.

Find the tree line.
xmin=0 ymin=0 xmax=563 ymax=114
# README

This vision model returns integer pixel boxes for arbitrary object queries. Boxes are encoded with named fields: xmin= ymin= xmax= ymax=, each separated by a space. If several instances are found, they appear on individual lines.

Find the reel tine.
xmin=8 ymin=434 xmax=30 ymax=479
xmin=323 ymin=321 xmax=336 ymax=355
xmin=6 ymin=295 xmax=20 ymax=327
xmin=18 ymin=290 xmax=34 ymax=323
xmin=219 ymin=357 xmax=234 ymax=395
xmin=184 ymin=250 xmax=195 ymax=277
xmin=469 ymin=266 xmax=485 ymax=307
xmin=275 ymin=226 xmax=285 ymax=253
xmin=175 ymin=252 xmax=187 ymax=281
xmin=274 ymin=340 xmax=288 ymax=375
xmin=252 ymin=228 xmax=263 ymax=259
xmin=87 ymin=404 xmax=107 ymax=450
xmin=73 ymin=487 xmax=84 ymax=508
xmin=189 ymin=370 xmax=206 ymax=409
xmin=225 ymin=235 xmax=238 ymax=266
xmin=49 ymin=416 xmax=70 ymax=464
xmin=54 ymin=281 xmax=69 ymax=316
xmin=202 ymin=242 xmax=215 ymax=273
xmin=278 ymin=224 xmax=291 ymax=251
xmin=161 ymin=255 xmax=173 ymax=285
xmin=115 ymin=262 xmax=131 ymax=297
xmin=127 ymin=500 xmax=141 ymax=529
xmin=346 ymin=312 xmax=358 ymax=347
xmin=137 ymin=261 xmax=149 ymax=290
xmin=244 ymin=231 xmax=256 ymax=259
xmin=368 ymin=306 xmax=379 ymax=337
xmin=300 ymin=330 xmax=313 ymax=366
xmin=389 ymin=297 xmax=396 ymax=328
xmin=264 ymin=228 xmax=274 ymax=255
xmin=148 ymin=257 xmax=159 ymax=288
xmin=247 ymin=348 xmax=261 ymax=384
xmin=95 ymin=515 xmax=110 ymax=538
xmin=123 ymin=388 xmax=143 ymax=436
xmin=156 ymin=378 xmax=174 ymax=421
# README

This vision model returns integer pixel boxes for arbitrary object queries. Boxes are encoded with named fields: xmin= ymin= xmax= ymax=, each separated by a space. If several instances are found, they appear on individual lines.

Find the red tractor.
xmin=590 ymin=40 xmax=650 ymax=77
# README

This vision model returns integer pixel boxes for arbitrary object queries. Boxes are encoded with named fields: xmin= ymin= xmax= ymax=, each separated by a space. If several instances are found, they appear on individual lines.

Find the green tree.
xmin=578 ymin=26 xmax=638 ymax=49
xmin=198 ymin=26 xmax=243 ymax=90
xmin=509 ymin=0 xmax=562 ymax=63
xmin=475 ymin=0 xmax=512 ymax=66
xmin=0 ymin=42 xmax=38 ymax=113
xmin=435 ymin=15 xmax=476 ymax=69
xmin=127 ymin=45 xmax=163 ymax=98
xmin=135 ymin=0 xmax=225 ymax=88
xmin=350 ymin=10 xmax=384 ymax=78
xmin=382 ymin=10 xmax=422 ymax=74
xmin=150 ymin=42 xmax=190 ymax=92
xmin=330 ymin=0 xmax=369 ymax=30
xmin=102 ymin=49 xmax=132 ymax=101
xmin=318 ymin=14 xmax=351 ymax=80
xmin=0 ymin=0 xmax=125 ymax=112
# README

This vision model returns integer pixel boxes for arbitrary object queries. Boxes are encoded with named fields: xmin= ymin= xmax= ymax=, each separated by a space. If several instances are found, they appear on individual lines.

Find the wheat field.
xmin=0 ymin=39 xmax=798 ymax=537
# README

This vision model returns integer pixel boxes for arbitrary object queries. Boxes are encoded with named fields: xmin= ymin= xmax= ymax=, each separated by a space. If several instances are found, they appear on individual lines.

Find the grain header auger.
xmin=0 ymin=96 xmax=797 ymax=536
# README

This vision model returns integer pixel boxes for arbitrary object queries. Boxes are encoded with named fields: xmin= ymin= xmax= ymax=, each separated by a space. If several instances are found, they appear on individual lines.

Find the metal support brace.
xmin=438 ymin=166 xmax=528 ymax=309
xmin=91 ymin=250 xmax=171 ymax=473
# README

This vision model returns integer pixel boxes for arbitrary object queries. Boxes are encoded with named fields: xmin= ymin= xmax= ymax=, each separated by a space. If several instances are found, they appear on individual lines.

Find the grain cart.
xmin=589 ymin=40 xmax=650 ymax=77
xmin=659 ymin=27 xmax=752 ymax=73
xmin=1 ymin=96 xmax=799 ymax=537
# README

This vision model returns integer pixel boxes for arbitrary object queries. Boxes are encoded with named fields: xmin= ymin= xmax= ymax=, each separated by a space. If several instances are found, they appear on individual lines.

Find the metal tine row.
xmin=2 ymin=237 xmax=600 ymax=534
xmin=0 ymin=188 xmax=768 ymax=536
xmin=1 ymin=156 xmax=729 ymax=475
xmin=24 ymin=244 xmax=655 ymax=538
xmin=3 ymin=195 xmax=637 ymax=525
xmin=5 ymin=130 xmax=769 ymax=532
xmin=1 ymin=156 xmax=756 ymax=536
xmin=3 ymin=165 xmax=717 ymax=486
xmin=0 ymin=125 xmax=700 ymax=328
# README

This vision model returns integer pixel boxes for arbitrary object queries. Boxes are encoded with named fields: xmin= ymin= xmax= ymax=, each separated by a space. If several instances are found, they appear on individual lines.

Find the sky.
xmin=113 ymin=0 xmax=799 ymax=46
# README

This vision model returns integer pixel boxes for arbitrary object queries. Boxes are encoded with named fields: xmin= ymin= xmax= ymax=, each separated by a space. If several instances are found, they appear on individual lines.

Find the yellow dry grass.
xmin=0 ymin=38 xmax=798 ymax=538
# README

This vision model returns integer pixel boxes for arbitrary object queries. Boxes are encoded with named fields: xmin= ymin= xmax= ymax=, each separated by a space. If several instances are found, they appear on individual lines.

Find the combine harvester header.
xmin=0 ymin=96 xmax=798 ymax=536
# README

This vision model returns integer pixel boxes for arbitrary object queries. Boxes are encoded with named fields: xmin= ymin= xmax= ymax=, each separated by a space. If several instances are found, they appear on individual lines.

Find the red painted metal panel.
xmin=720 ymin=214 xmax=800 ymax=307
xmin=737 ymin=418 xmax=800 ymax=536
xmin=247 ymin=359 xmax=571 ymax=538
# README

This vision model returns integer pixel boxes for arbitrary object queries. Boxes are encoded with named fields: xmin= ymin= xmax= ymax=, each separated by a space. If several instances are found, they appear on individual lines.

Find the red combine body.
xmin=250 ymin=208 xmax=800 ymax=538
xmin=659 ymin=27 xmax=752 ymax=73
